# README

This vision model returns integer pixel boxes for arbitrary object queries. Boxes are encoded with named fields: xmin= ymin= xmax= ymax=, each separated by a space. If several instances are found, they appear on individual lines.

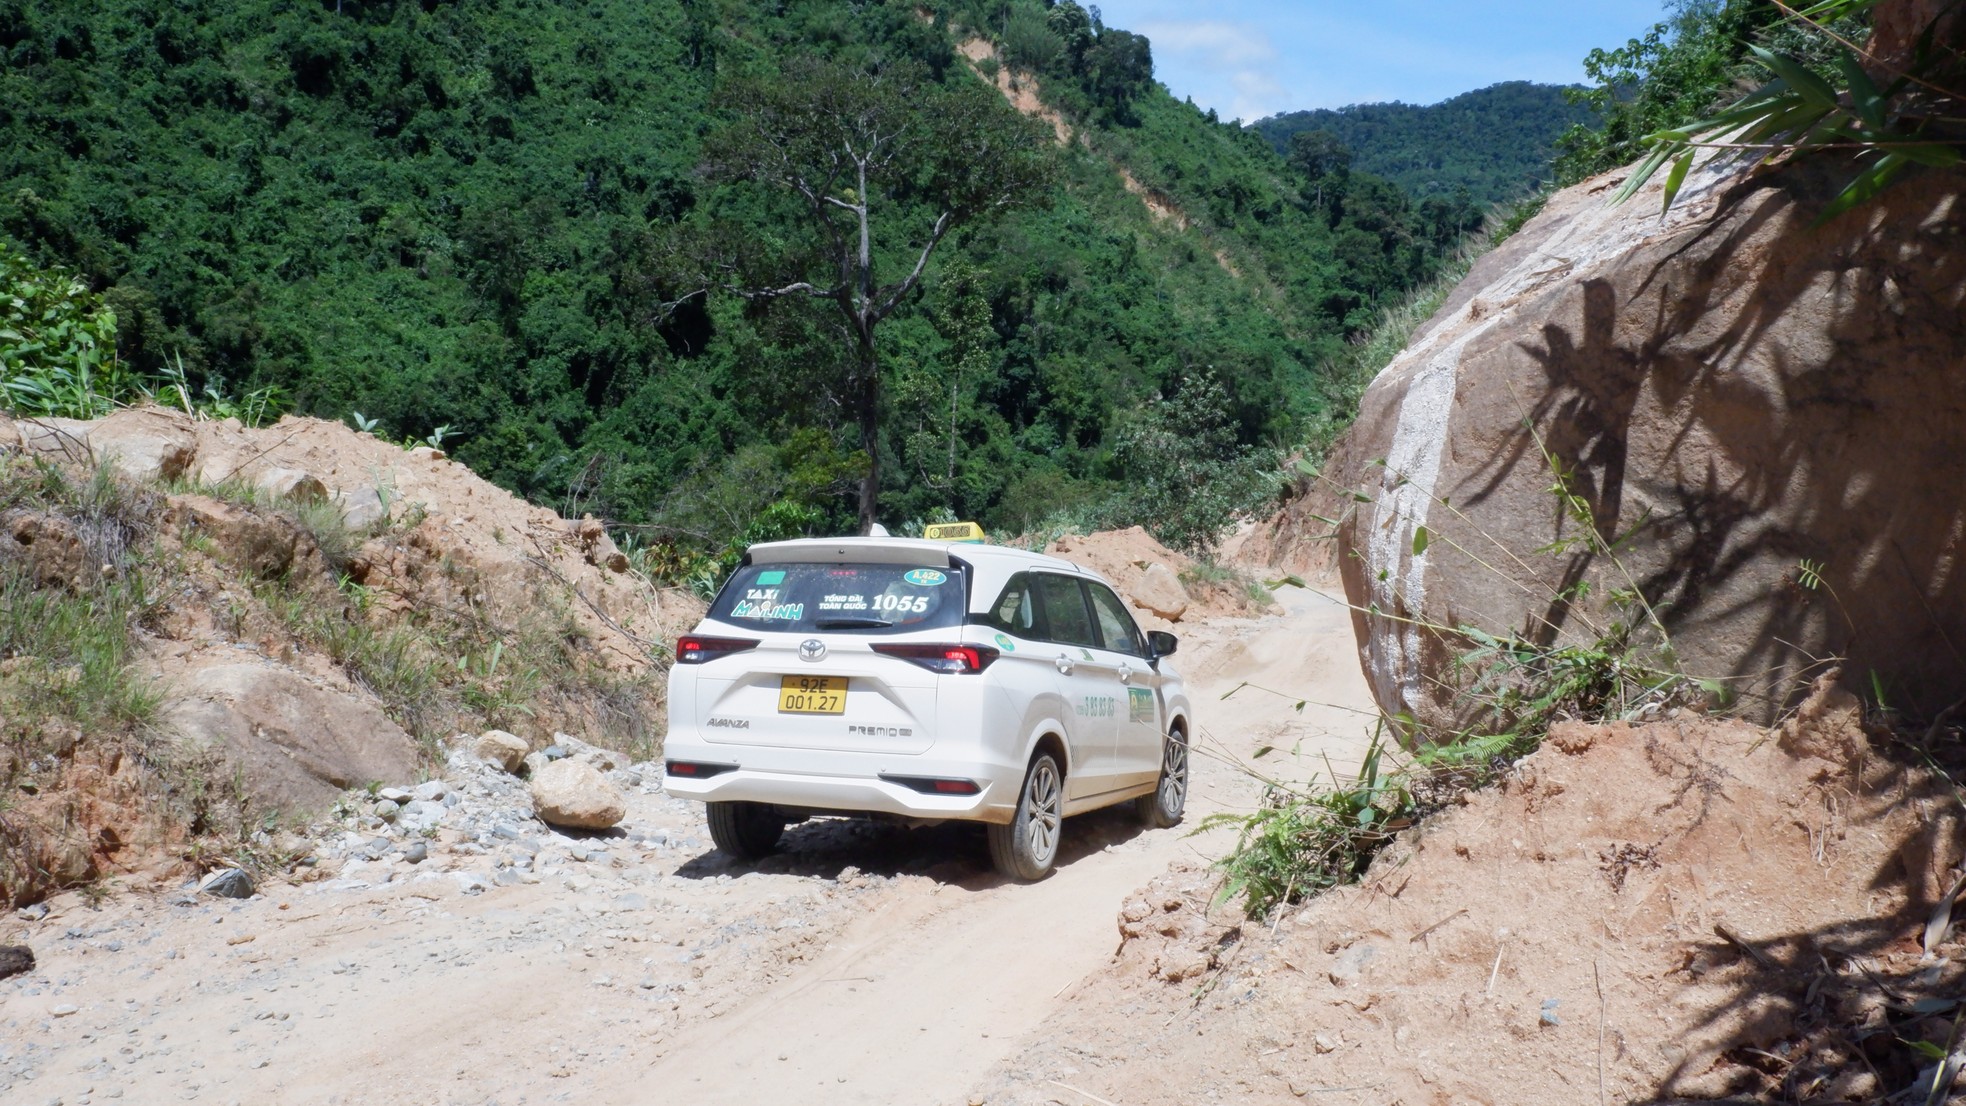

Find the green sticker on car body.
xmin=756 ymin=570 xmax=785 ymax=585
xmin=903 ymin=568 xmax=946 ymax=587
xmin=994 ymin=633 xmax=1016 ymax=652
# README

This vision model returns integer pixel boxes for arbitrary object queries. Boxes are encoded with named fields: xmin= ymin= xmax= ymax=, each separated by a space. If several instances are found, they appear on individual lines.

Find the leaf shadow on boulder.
xmin=1445 ymin=158 xmax=1966 ymax=721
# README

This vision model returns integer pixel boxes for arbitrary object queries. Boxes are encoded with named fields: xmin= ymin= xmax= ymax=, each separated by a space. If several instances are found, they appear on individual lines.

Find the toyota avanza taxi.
xmin=662 ymin=530 xmax=1191 ymax=880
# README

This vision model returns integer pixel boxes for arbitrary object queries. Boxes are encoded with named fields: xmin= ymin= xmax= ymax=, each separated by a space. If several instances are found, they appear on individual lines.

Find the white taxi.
xmin=662 ymin=527 xmax=1191 ymax=880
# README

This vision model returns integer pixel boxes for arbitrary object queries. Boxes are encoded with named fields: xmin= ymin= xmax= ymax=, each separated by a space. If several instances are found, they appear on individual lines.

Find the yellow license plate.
xmin=778 ymin=675 xmax=847 ymax=714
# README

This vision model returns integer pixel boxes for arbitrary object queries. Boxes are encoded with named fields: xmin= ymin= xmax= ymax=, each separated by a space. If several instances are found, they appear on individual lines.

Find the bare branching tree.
xmin=666 ymin=56 xmax=1054 ymax=533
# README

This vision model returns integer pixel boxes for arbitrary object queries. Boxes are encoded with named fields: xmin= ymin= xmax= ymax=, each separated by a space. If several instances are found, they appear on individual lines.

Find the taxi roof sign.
xmin=923 ymin=521 xmax=987 ymax=544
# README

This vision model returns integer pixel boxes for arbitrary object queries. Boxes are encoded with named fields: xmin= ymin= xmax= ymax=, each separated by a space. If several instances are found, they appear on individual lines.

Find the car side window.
xmin=984 ymin=573 xmax=1045 ymax=638
xmin=1034 ymin=573 xmax=1098 ymax=648
xmin=1086 ymin=582 xmax=1147 ymax=657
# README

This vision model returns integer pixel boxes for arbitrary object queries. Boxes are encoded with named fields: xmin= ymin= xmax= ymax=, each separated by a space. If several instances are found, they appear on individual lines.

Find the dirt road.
xmin=0 ymin=584 xmax=1375 ymax=1106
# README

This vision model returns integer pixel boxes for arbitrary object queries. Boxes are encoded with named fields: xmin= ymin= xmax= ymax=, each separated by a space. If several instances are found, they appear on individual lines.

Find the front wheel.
xmin=988 ymin=753 xmax=1064 ymax=881
xmin=1135 ymin=728 xmax=1188 ymax=828
xmin=706 ymin=801 xmax=785 ymax=860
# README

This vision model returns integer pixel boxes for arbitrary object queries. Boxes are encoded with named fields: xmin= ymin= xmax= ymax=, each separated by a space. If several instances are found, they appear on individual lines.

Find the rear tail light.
xmin=665 ymin=760 xmax=737 ymax=779
xmin=675 ymin=636 xmax=759 ymax=664
xmin=870 ymin=642 xmax=1000 ymax=674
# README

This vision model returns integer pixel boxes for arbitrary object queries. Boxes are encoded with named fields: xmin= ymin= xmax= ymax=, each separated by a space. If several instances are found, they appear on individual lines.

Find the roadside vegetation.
xmin=1 ymin=453 xmax=172 ymax=905
xmin=1555 ymin=0 xmax=1961 ymax=214
xmin=1605 ymin=0 xmax=1963 ymax=220
xmin=1204 ymin=454 xmax=1704 ymax=917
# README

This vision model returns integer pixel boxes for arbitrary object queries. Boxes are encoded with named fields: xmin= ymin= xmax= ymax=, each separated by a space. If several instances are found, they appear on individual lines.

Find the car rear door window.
xmin=1086 ymin=582 xmax=1147 ymax=657
xmin=1034 ymin=573 xmax=1098 ymax=648
xmin=709 ymin=562 xmax=964 ymax=634
xmin=982 ymin=572 xmax=1047 ymax=638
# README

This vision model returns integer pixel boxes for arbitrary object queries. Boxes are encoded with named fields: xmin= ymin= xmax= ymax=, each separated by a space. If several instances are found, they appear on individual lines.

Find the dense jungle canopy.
xmin=0 ymin=0 xmax=1488 ymax=552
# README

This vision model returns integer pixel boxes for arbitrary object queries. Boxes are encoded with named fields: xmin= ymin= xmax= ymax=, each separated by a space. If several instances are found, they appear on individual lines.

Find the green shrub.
xmin=1206 ymin=437 xmax=1703 ymax=919
xmin=1111 ymin=370 xmax=1280 ymax=554
xmin=0 ymin=243 xmax=131 ymax=419
xmin=1202 ymin=730 xmax=1409 ymax=916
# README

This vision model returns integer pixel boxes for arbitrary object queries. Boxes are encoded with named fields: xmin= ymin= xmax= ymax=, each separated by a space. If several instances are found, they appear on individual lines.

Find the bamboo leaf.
xmin=1797 ymin=0 xmax=1881 ymax=21
xmin=1835 ymin=49 xmax=1889 ymax=134
xmin=1661 ymin=149 xmax=1694 ymax=214
xmin=1610 ymin=143 xmax=1676 ymax=205
xmin=1750 ymin=46 xmax=1839 ymax=111
xmin=1815 ymin=153 xmax=1910 ymax=225
xmin=1738 ymin=96 xmax=1827 ymax=148
xmin=1894 ymin=142 xmax=1963 ymax=168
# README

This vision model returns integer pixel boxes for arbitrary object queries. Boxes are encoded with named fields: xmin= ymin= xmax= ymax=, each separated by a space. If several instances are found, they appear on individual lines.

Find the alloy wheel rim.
xmin=1024 ymin=760 xmax=1061 ymax=862
xmin=1160 ymin=736 xmax=1188 ymax=814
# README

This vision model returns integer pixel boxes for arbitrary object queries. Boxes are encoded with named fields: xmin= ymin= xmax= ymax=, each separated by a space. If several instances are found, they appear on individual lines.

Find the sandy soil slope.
xmin=0 ymin=583 xmax=1377 ymax=1106
xmin=968 ymin=685 xmax=1965 ymax=1106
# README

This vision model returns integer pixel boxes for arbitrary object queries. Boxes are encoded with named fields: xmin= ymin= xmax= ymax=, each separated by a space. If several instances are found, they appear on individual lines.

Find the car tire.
xmin=706 ymin=801 xmax=785 ymax=860
xmin=1134 ymin=727 xmax=1188 ymax=828
xmin=988 ymin=752 xmax=1063 ymax=881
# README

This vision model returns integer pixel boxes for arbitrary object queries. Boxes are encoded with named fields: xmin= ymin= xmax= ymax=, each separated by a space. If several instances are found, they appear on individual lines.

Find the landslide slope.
xmin=0 ymin=407 xmax=702 ymax=905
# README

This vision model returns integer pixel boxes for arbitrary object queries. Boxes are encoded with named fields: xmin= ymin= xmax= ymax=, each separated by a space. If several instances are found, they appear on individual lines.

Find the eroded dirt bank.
xmin=971 ymin=683 xmax=1964 ymax=1105
xmin=0 ymin=581 xmax=1378 ymax=1105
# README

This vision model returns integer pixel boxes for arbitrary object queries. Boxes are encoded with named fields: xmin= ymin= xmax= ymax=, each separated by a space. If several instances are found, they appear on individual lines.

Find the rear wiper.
xmin=814 ymin=617 xmax=893 ymax=629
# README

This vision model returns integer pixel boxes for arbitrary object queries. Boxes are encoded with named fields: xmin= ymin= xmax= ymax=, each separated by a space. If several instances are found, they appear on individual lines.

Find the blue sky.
xmin=1088 ymin=1 xmax=1675 ymax=121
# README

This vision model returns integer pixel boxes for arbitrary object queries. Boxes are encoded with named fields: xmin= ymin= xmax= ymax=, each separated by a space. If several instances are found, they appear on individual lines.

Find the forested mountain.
xmin=0 ymin=0 xmax=1478 ymax=553
xmin=1254 ymin=82 xmax=1591 ymax=207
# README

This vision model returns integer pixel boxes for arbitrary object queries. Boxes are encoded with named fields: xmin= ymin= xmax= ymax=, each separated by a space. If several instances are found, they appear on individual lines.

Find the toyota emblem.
xmin=799 ymin=639 xmax=828 ymax=662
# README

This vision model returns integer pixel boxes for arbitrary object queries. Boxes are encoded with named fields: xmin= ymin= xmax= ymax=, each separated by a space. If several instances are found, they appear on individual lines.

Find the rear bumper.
xmin=661 ymin=736 xmax=1022 ymax=824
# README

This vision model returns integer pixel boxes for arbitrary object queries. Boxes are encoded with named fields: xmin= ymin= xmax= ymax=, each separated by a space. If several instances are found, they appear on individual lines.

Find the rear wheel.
xmin=988 ymin=752 xmax=1063 ymax=881
xmin=1135 ymin=727 xmax=1188 ymax=828
xmin=706 ymin=801 xmax=785 ymax=860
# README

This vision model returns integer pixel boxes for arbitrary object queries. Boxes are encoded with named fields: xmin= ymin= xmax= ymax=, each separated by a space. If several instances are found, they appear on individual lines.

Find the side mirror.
xmin=1147 ymin=630 xmax=1178 ymax=659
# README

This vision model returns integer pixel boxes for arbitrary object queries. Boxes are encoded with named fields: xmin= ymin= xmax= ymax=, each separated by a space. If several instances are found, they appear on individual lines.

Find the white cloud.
xmin=1227 ymin=70 xmax=1290 ymax=123
xmin=1138 ymin=20 xmax=1285 ymax=121
xmin=1139 ymin=20 xmax=1278 ymax=67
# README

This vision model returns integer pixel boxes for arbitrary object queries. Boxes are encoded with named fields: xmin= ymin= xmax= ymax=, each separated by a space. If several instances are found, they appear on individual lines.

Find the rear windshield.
xmin=708 ymin=562 xmax=966 ymax=635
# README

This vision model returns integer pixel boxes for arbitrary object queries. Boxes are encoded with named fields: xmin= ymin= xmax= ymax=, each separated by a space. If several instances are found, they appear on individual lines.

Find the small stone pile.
xmin=284 ymin=731 xmax=670 ymax=897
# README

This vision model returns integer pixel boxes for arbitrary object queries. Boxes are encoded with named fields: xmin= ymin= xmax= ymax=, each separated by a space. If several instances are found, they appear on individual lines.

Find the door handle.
xmin=1054 ymin=654 xmax=1075 ymax=675
xmin=1116 ymin=664 xmax=1133 ymax=683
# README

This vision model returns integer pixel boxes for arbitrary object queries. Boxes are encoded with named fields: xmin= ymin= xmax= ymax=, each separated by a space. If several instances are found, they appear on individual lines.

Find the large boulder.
xmin=1132 ymin=562 xmax=1190 ymax=621
xmin=164 ymin=663 xmax=422 ymax=814
xmin=1328 ymin=154 xmax=1966 ymax=728
xmin=530 ymin=759 xmax=626 ymax=830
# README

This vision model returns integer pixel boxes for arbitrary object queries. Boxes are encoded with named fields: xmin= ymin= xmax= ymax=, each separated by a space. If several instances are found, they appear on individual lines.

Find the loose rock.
xmin=1131 ymin=562 xmax=1190 ymax=621
xmin=472 ymin=730 xmax=530 ymax=774
xmin=0 ymin=944 xmax=34 ymax=979
xmin=199 ymin=868 xmax=256 ymax=899
xmin=530 ymin=759 xmax=627 ymax=830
